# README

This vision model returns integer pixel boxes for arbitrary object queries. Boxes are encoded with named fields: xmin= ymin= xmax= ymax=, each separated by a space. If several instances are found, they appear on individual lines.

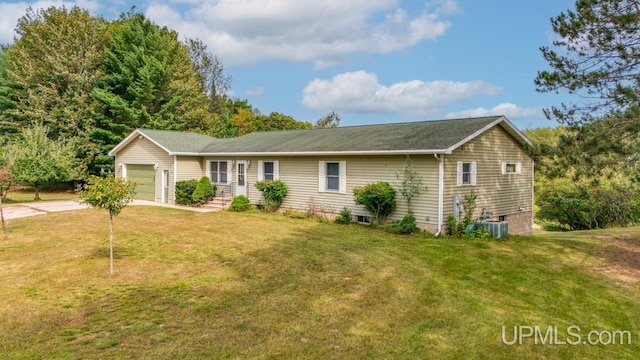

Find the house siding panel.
xmin=176 ymin=156 xmax=204 ymax=181
xmin=114 ymin=136 xmax=174 ymax=203
xmin=443 ymin=126 xmax=533 ymax=234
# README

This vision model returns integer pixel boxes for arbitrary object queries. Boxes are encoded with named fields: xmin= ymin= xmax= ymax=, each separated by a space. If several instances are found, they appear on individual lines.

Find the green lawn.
xmin=0 ymin=207 xmax=638 ymax=359
xmin=3 ymin=189 xmax=78 ymax=204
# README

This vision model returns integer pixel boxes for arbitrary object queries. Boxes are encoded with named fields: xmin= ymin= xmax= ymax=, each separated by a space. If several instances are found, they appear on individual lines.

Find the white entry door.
xmin=236 ymin=161 xmax=247 ymax=197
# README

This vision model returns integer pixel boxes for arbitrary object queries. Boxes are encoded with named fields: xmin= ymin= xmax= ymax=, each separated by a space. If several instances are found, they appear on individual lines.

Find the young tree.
xmin=10 ymin=124 xmax=75 ymax=200
xmin=396 ymin=156 xmax=425 ymax=213
xmin=79 ymin=175 xmax=136 ymax=274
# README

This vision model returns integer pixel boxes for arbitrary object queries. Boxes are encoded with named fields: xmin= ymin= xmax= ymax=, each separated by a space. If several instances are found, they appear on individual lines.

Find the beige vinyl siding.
xmin=202 ymin=155 xmax=439 ymax=225
xmin=279 ymin=155 xmax=439 ymax=225
xmin=176 ymin=156 xmax=204 ymax=181
xmin=114 ymin=136 xmax=174 ymax=203
xmin=443 ymin=126 xmax=533 ymax=219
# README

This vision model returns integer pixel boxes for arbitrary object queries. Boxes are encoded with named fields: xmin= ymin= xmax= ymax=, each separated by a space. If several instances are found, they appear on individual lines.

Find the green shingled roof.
xmin=112 ymin=116 xmax=529 ymax=156
xmin=202 ymin=116 xmax=504 ymax=153
xmin=135 ymin=129 xmax=218 ymax=153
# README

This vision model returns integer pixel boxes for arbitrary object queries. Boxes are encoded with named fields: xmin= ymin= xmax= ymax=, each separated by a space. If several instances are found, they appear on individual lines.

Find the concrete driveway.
xmin=2 ymin=199 xmax=218 ymax=220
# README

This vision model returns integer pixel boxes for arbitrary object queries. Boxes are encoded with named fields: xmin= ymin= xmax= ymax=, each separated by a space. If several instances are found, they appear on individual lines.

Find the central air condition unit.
xmin=480 ymin=221 xmax=508 ymax=238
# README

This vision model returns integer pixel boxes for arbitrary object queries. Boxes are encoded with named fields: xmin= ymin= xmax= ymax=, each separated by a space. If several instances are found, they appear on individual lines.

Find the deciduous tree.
xmin=10 ymin=124 xmax=75 ymax=200
xmin=79 ymin=175 xmax=136 ymax=274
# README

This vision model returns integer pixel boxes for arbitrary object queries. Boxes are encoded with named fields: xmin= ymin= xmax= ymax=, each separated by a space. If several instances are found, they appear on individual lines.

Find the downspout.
xmin=434 ymin=154 xmax=444 ymax=236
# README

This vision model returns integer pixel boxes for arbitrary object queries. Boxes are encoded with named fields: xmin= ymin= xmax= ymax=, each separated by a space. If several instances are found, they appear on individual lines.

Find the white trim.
xmin=338 ymin=161 xmax=347 ymax=194
xmin=445 ymin=116 xmax=532 ymax=154
xmin=318 ymin=161 xmax=326 ymax=192
xmin=502 ymin=161 xmax=522 ymax=175
xmin=162 ymin=169 xmax=169 ymax=204
xmin=122 ymin=163 xmax=127 ymax=178
xmin=258 ymin=160 xmax=264 ymax=181
xmin=109 ymin=129 xmax=173 ymax=156
xmin=457 ymin=161 xmax=476 ymax=186
xmin=173 ymin=155 xmax=177 ymax=203
xmin=172 ymin=149 xmax=449 ymax=157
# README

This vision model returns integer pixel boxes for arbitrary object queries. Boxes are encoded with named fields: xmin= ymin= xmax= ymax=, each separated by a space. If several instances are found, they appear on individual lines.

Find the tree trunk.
xmin=0 ymin=195 xmax=6 ymax=237
xmin=34 ymin=183 xmax=40 ymax=201
xmin=109 ymin=212 xmax=114 ymax=275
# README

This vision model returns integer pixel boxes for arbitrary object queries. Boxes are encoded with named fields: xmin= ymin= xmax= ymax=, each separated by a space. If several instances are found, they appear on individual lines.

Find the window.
xmin=326 ymin=162 xmax=340 ymax=191
xmin=462 ymin=162 xmax=471 ymax=184
xmin=502 ymin=162 xmax=522 ymax=175
xmin=264 ymin=162 xmax=274 ymax=180
xmin=356 ymin=215 xmax=371 ymax=224
xmin=258 ymin=160 xmax=279 ymax=181
xmin=318 ymin=161 xmax=346 ymax=194
xmin=456 ymin=161 xmax=476 ymax=186
xmin=209 ymin=161 xmax=228 ymax=184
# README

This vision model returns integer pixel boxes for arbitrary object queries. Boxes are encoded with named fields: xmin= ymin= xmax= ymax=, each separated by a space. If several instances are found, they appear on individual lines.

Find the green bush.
xmin=192 ymin=176 xmax=216 ymax=206
xmin=536 ymin=178 xmax=640 ymax=230
xmin=175 ymin=179 xmax=199 ymax=206
xmin=255 ymin=180 xmax=288 ymax=211
xmin=353 ymin=181 xmax=396 ymax=224
xmin=334 ymin=207 xmax=352 ymax=224
xmin=229 ymin=195 xmax=251 ymax=212
xmin=388 ymin=213 xmax=419 ymax=234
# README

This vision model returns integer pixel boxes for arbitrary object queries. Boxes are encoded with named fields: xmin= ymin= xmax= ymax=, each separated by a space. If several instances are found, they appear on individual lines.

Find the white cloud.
xmin=446 ymin=103 xmax=544 ymax=119
xmin=145 ymin=0 xmax=457 ymax=67
xmin=245 ymin=86 xmax=265 ymax=96
xmin=0 ymin=1 xmax=102 ymax=44
xmin=301 ymin=70 xmax=503 ymax=117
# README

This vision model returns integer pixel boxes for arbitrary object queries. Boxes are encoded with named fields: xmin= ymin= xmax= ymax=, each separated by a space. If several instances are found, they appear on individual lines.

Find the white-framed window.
xmin=457 ymin=161 xmax=477 ymax=186
xmin=502 ymin=161 xmax=522 ymax=175
xmin=318 ymin=161 xmax=347 ymax=194
xmin=258 ymin=160 xmax=279 ymax=181
xmin=209 ymin=160 xmax=230 ymax=184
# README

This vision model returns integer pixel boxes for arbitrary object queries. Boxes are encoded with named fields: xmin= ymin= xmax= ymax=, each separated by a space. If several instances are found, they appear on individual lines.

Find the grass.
xmin=3 ymin=189 xmax=78 ymax=204
xmin=0 ymin=207 xmax=639 ymax=359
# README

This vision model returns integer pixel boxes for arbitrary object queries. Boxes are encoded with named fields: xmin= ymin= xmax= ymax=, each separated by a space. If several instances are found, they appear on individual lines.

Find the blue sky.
xmin=0 ymin=0 xmax=576 ymax=129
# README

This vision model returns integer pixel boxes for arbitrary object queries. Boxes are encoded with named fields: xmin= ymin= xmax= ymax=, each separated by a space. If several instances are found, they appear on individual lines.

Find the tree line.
xmin=0 ymin=6 xmax=339 ymax=181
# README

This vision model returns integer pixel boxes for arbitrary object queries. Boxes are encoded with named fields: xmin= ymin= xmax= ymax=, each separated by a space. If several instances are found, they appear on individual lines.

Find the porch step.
xmin=204 ymin=196 xmax=233 ymax=210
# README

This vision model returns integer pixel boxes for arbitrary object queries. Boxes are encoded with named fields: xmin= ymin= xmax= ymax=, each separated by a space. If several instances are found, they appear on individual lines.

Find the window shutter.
xmin=339 ymin=161 xmax=347 ymax=194
xmin=205 ymin=160 xmax=211 ymax=180
xmin=318 ymin=161 xmax=326 ymax=192
xmin=258 ymin=160 xmax=264 ymax=181
xmin=516 ymin=162 xmax=522 ymax=175
xmin=456 ymin=161 xmax=462 ymax=186
xmin=501 ymin=161 xmax=507 ymax=175
xmin=470 ymin=161 xmax=477 ymax=186
xmin=274 ymin=160 xmax=280 ymax=180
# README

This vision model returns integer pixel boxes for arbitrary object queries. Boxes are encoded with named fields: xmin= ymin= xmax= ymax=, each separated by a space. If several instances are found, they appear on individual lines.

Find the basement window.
xmin=356 ymin=215 xmax=371 ymax=224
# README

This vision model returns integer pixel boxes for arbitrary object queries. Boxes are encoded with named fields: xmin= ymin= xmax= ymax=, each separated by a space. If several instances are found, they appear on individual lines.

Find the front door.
xmin=236 ymin=161 xmax=247 ymax=197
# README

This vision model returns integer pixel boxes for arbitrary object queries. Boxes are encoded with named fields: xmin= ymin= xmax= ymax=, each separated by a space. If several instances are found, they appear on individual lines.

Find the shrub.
xmin=192 ymin=176 xmax=216 ymax=206
xmin=389 ymin=213 xmax=419 ymax=234
xmin=334 ymin=207 xmax=352 ymax=224
xmin=229 ymin=195 xmax=251 ymax=212
xmin=255 ymin=180 xmax=288 ymax=211
xmin=535 ymin=179 xmax=640 ymax=230
xmin=353 ymin=181 xmax=396 ymax=224
xmin=175 ymin=179 xmax=199 ymax=206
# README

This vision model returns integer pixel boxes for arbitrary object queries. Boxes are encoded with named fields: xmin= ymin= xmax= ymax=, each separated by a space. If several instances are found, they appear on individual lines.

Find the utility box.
xmin=480 ymin=221 xmax=508 ymax=238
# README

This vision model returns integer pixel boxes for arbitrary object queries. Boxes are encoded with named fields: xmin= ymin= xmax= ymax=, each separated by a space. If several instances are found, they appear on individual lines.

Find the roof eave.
xmin=444 ymin=116 xmax=533 ymax=153
xmin=191 ymin=149 xmax=448 ymax=156
xmin=108 ymin=129 xmax=174 ymax=156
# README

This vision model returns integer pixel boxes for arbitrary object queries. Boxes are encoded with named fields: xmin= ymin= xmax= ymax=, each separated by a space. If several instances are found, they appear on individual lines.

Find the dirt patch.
xmin=593 ymin=235 xmax=640 ymax=284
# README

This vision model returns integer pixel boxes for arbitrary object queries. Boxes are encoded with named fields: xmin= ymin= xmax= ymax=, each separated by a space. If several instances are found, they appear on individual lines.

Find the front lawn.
xmin=0 ymin=207 xmax=638 ymax=359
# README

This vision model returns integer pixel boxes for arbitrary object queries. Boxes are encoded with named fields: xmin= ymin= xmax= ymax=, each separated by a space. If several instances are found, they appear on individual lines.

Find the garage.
xmin=126 ymin=164 xmax=156 ymax=201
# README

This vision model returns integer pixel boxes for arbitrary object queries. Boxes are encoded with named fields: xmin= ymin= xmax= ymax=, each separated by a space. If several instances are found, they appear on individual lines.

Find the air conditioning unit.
xmin=480 ymin=221 xmax=508 ymax=238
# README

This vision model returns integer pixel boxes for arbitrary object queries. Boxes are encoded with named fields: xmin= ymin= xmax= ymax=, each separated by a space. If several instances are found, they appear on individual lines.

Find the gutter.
xmin=434 ymin=154 xmax=444 ymax=236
